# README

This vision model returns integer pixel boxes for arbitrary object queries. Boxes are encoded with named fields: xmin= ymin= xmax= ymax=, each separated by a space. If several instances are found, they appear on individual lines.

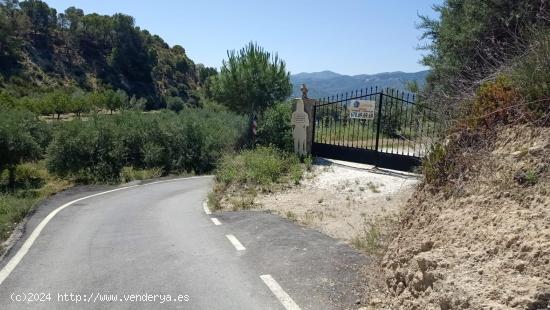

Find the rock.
xmin=421 ymin=240 xmax=434 ymax=252
xmin=515 ymin=262 xmax=526 ymax=272
xmin=369 ymin=298 xmax=382 ymax=306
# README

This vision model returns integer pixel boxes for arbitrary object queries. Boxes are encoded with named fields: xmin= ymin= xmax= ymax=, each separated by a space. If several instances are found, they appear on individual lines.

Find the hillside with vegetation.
xmin=370 ymin=0 xmax=550 ymax=308
xmin=0 ymin=0 xmax=217 ymax=110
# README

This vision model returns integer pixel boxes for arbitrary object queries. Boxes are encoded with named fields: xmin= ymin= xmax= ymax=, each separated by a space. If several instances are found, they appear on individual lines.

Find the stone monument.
xmin=290 ymin=84 xmax=315 ymax=156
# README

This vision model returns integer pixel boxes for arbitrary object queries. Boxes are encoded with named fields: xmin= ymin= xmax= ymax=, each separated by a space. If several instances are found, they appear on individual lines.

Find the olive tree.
xmin=0 ymin=109 xmax=42 ymax=189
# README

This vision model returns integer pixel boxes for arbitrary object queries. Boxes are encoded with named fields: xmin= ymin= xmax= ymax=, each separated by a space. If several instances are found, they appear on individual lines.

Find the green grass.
xmin=216 ymin=146 xmax=303 ymax=187
xmin=0 ymin=161 xmax=72 ymax=253
xmin=120 ymin=166 xmax=163 ymax=183
xmin=210 ymin=146 xmax=308 ymax=211
xmin=524 ymin=170 xmax=539 ymax=186
xmin=0 ymin=195 xmax=36 ymax=242
xmin=351 ymin=217 xmax=383 ymax=255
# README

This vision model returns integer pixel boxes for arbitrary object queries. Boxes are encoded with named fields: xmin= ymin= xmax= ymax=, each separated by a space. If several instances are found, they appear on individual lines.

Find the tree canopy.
xmin=419 ymin=0 xmax=550 ymax=98
xmin=208 ymin=42 xmax=292 ymax=115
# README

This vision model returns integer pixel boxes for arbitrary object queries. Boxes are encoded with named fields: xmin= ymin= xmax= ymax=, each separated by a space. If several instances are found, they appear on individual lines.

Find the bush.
xmin=256 ymin=101 xmax=293 ymax=152
xmin=0 ymin=90 xmax=16 ymax=108
xmin=13 ymin=163 xmax=47 ymax=189
xmin=216 ymin=146 xmax=302 ymax=186
xmin=0 ymin=109 xmax=48 ymax=188
xmin=165 ymin=96 xmax=185 ymax=112
xmin=466 ymin=76 xmax=522 ymax=128
xmin=418 ymin=0 xmax=550 ymax=99
xmin=120 ymin=166 xmax=162 ymax=183
xmin=46 ymin=119 xmax=123 ymax=183
xmin=422 ymin=142 xmax=453 ymax=186
xmin=511 ymin=29 xmax=550 ymax=118
xmin=46 ymin=109 xmax=246 ymax=182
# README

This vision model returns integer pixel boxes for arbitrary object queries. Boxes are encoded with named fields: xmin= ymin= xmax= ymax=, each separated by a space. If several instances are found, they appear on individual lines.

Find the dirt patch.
xmin=374 ymin=125 xmax=550 ymax=309
xmin=249 ymin=160 xmax=420 ymax=249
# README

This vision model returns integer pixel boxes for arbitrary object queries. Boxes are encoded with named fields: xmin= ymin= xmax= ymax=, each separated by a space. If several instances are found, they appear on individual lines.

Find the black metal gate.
xmin=311 ymin=87 xmax=440 ymax=171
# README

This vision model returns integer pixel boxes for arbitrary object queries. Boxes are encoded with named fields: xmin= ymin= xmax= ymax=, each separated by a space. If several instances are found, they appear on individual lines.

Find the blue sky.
xmin=45 ymin=0 xmax=441 ymax=75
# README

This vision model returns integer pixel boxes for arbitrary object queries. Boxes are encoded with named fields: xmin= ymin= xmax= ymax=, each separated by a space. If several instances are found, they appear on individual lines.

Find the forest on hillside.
xmin=0 ymin=0 xmax=217 ymax=110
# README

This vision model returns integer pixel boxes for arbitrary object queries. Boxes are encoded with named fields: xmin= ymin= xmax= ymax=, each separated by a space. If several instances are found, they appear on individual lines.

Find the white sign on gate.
xmin=349 ymin=100 xmax=375 ymax=120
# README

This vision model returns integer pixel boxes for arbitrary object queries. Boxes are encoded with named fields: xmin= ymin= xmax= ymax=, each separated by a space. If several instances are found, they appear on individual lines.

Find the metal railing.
xmin=311 ymin=87 xmax=440 ymax=170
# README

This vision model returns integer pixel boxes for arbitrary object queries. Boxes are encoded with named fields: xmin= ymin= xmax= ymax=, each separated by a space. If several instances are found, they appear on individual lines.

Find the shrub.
xmin=0 ymin=90 xmax=16 ymax=108
xmin=120 ymin=166 xmax=162 ymax=183
xmin=216 ymin=146 xmax=302 ymax=186
xmin=464 ymin=76 xmax=523 ymax=129
xmin=175 ymin=108 xmax=247 ymax=173
xmin=13 ymin=163 xmax=47 ymax=189
xmin=46 ymin=109 xmax=245 ymax=182
xmin=46 ymin=118 xmax=123 ymax=183
xmin=511 ymin=29 xmax=550 ymax=118
xmin=256 ymin=101 xmax=293 ymax=152
xmin=165 ymin=96 xmax=186 ymax=112
xmin=0 ymin=109 xmax=46 ymax=188
xmin=422 ymin=142 xmax=453 ymax=186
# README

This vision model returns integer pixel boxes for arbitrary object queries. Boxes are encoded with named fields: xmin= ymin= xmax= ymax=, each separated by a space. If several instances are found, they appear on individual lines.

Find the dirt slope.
xmin=376 ymin=125 xmax=550 ymax=309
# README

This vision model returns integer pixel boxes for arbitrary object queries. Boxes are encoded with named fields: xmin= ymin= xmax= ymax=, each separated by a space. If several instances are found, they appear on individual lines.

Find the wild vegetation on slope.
xmin=371 ymin=0 xmax=550 ymax=308
xmin=0 ymin=0 xmax=217 ymax=109
xmin=380 ymin=126 xmax=549 ymax=309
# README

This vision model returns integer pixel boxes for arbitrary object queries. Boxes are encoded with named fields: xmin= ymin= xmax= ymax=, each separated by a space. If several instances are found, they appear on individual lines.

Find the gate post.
xmin=291 ymin=84 xmax=315 ymax=156
xmin=374 ymin=90 xmax=384 ymax=153
xmin=302 ymin=85 xmax=316 ymax=155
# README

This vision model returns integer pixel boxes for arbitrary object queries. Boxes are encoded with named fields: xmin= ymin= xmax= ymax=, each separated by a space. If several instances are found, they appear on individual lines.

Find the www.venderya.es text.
xmin=10 ymin=292 xmax=190 ymax=304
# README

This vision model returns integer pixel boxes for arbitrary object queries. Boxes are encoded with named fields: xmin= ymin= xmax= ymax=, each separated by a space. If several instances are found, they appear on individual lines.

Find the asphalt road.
xmin=0 ymin=177 xmax=369 ymax=309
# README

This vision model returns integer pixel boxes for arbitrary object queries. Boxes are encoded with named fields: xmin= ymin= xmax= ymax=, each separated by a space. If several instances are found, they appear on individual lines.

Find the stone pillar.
xmin=291 ymin=84 xmax=315 ymax=155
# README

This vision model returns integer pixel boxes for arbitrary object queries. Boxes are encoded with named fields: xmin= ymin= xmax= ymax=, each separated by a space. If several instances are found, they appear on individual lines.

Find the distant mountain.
xmin=290 ymin=70 xmax=429 ymax=99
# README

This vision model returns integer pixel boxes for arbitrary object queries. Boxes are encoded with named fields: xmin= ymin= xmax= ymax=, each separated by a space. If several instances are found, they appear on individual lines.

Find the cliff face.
xmin=378 ymin=125 xmax=550 ymax=309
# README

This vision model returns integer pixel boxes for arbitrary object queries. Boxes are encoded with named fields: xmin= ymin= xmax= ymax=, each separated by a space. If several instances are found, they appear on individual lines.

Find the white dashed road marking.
xmin=211 ymin=218 xmax=222 ymax=226
xmin=225 ymin=234 xmax=246 ymax=251
xmin=260 ymin=274 xmax=301 ymax=310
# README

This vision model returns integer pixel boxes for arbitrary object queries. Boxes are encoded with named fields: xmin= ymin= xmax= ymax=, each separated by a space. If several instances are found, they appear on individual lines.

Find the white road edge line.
xmin=210 ymin=218 xmax=221 ymax=226
xmin=225 ymin=234 xmax=246 ymax=251
xmin=0 ymin=175 xmax=212 ymax=286
xmin=203 ymin=201 xmax=212 ymax=215
xmin=260 ymin=274 xmax=301 ymax=310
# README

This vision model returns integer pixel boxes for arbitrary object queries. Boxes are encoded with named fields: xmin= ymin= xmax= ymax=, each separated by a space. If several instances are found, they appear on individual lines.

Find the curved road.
xmin=0 ymin=177 xmax=368 ymax=309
